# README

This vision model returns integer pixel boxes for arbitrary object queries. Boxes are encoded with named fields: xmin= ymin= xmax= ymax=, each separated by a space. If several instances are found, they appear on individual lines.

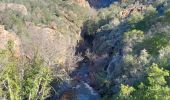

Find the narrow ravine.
xmin=59 ymin=22 xmax=100 ymax=100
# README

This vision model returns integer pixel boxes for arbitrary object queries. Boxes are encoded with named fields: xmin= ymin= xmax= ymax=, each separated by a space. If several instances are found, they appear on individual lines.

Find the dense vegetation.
xmin=1 ymin=0 xmax=170 ymax=100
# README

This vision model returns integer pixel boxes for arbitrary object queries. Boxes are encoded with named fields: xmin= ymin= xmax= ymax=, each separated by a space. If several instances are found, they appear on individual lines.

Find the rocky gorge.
xmin=0 ymin=0 xmax=170 ymax=100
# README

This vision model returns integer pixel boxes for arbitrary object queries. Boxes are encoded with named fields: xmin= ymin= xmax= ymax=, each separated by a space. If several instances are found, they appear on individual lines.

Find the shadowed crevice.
xmin=87 ymin=0 xmax=118 ymax=9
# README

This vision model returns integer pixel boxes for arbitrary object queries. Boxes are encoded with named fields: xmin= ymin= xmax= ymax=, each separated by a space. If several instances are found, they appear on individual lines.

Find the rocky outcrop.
xmin=75 ymin=0 xmax=90 ymax=8
xmin=0 ymin=25 xmax=21 ymax=57
xmin=23 ymin=22 xmax=81 ymax=67
xmin=120 ymin=4 xmax=147 ymax=18
xmin=25 ymin=22 xmax=66 ymax=64
xmin=0 ymin=3 xmax=28 ymax=16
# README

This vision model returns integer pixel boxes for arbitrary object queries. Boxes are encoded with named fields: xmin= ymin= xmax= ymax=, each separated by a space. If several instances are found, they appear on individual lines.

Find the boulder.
xmin=24 ymin=22 xmax=80 ymax=67
xmin=0 ymin=3 xmax=28 ymax=16
xmin=75 ymin=0 xmax=90 ymax=8
xmin=0 ymin=25 xmax=21 ymax=57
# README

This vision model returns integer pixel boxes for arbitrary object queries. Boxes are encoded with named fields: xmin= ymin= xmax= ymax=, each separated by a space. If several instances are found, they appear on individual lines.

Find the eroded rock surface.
xmin=75 ymin=0 xmax=90 ymax=8
xmin=0 ymin=25 xmax=21 ymax=57
xmin=24 ymin=22 xmax=80 ymax=66
xmin=0 ymin=3 xmax=28 ymax=16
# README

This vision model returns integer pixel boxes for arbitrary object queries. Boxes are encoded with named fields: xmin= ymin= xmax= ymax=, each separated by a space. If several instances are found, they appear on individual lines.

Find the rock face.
xmin=0 ymin=25 xmax=21 ymax=57
xmin=23 ymin=22 xmax=81 ymax=67
xmin=0 ymin=3 xmax=28 ymax=16
xmin=25 ymin=23 xmax=65 ymax=64
xmin=75 ymin=0 xmax=90 ymax=8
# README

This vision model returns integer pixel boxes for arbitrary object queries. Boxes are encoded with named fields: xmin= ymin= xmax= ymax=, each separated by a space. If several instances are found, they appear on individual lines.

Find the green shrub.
xmin=128 ymin=12 xmax=144 ymax=24
xmin=116 ymin=84 xmax=135 ymax=100
xmin=116 ymin=64 xmax=170 ymax=100
xmin=165 ymin=9 xmax=170 ymax=21
xmin=134 ymin=33 xmax=169 ymax=55
xmin=124 ymin=29 xmax=144 ymax=39
xmin=0 ymin=41 xmax=52 ymax=100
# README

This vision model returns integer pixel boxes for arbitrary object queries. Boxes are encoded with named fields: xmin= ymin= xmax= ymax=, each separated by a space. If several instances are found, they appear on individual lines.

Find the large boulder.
xmin=23 ymin=22 xmax=81 ymax=67
xmin=75 ymin=0 xmax=90 ymax=8
xmin=0 ymin=25 xmax=21 ymax=57
xmin=0 ymin=3 xmax=28 ymax=16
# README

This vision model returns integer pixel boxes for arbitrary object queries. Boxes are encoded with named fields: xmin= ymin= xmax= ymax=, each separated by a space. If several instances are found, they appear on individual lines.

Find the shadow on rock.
xmin=87 ymin=0 xmax=118 ymax=9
